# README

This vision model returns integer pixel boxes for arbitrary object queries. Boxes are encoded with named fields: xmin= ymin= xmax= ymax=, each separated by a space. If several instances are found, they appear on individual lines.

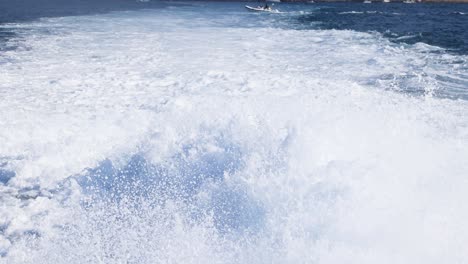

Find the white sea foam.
xmin=1 ymin=4 xmax=468 ymax=264
xmin=339 ymin=11 xmax=365 ymax=14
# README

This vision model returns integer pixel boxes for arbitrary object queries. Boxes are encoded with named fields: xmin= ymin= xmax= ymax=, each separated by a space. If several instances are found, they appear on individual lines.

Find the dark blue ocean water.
xmin=0 ymin=0 xmax=168 ymax=24
xmin=0 ymin=0 xmax=169 ymax=51
xmin=293 ymin=2 xmax=468 ymax=55
xmin=1 ymin=1 xmax=467 ymax=54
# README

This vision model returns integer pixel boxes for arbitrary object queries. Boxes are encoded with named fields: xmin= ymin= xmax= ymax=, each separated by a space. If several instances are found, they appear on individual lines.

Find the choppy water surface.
xmin=1 ymin=1 xmax=468 ymax=263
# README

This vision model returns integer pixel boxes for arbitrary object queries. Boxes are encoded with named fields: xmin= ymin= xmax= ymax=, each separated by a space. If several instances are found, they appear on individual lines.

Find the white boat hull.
xmin=245 ymin=5 xmax=280 ymax=13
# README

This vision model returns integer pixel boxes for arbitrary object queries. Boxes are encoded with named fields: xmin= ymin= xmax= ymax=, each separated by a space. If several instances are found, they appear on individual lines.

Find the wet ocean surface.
xmin=1 ymin=1 xmax=468 ymax=263
xmin=295 ymin=3 xmax=468 ymax=54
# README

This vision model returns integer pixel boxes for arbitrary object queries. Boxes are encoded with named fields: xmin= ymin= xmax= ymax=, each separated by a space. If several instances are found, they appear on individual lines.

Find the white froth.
xmin=1 ymin=4 xmax=468 ymax=264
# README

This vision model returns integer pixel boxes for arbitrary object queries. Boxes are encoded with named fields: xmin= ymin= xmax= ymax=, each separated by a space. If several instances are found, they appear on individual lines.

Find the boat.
xmin=403 ymin=0 xmax=415 ymax=3
xmin=245 ymin=5 xmax=280 ymax=13
xmin=363 ymin=0 xmax=372 ymax=3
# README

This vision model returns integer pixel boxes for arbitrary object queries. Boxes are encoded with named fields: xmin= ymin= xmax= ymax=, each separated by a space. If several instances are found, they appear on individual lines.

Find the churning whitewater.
xmin=1 ymin=2 xmax=468 ymax=263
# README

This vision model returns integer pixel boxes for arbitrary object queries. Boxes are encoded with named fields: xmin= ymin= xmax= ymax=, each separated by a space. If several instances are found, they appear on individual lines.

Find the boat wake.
xmin=1 ymin=3 xmax=468 ymax=263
